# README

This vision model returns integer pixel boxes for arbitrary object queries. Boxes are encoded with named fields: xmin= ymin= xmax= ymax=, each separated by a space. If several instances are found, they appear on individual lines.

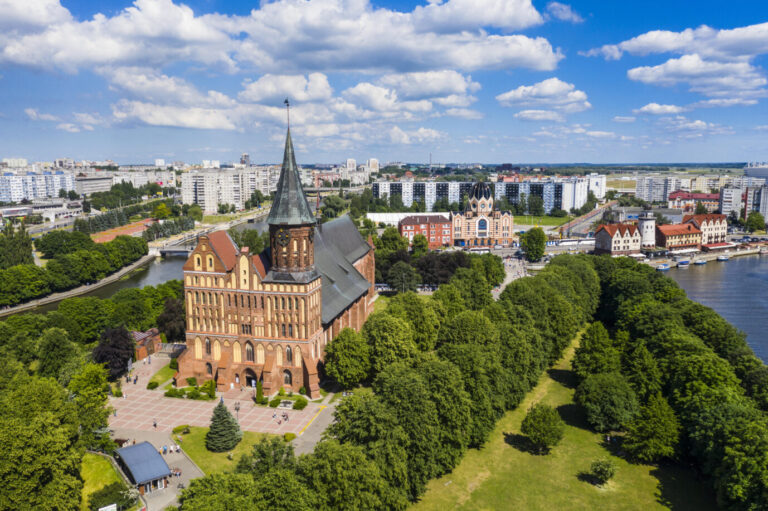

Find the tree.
xmin=411 ymin=234 xmax=429 ymax=259
xmin=236 ymin=436 xmax=296 ymax=478
xmin=157 ymin=297 xmax=186 ymax=342
xmin=36 ymin=328 xmax=79 ymax=380
xmin=528 ymin=195 xmax=545 ymax=216
xmin=520 ymin=227 xmax=546 ymax=262
xmin=520 ymin=403 xmax=565 ymax=453
xmin=35 ymin=230 xmax=94 ymax=259
xmin=252 ymin=468 xmax=318 ymax=510
xmin=575 ymin=372 xmax=639 ymax=432
xmin=386 ymin=261 xmax=421 ymax=293
xmin=179 ymin=473 xmax=258 ymax=510
xmin=621 ymin=340 xmax=662 ymax=402
xmin=387 ymin=292 xmax=440 ymax=351
xmin=92 ymin=327 xmax=135 ymax=380
xmin=362 ymin=312 xmax=417 ymax=375
xmin=623 ymin=393 xmax=680 ymax=463
xmin=87 ymin=482 xmax=136 ymax=511
xmin=590 ymin=459 xmax=616 ymax=485
xmin=450 ymin=267 xmax=492 ymax=310
xmin=746 ymin=211 xmax=765 ymax=233
xmin=152 ymin=202 xmax=171 ymax=219
xmin=68 ymin=363 xmax=112 ymax=450
xmin=57 ymin=297 xmax=115 ymax=344
xmin=58 ymin=188 xmax=68 ymax=198
xmin=206 ymin=400 xmax=242 ymax=452
xmin=299 ymin=440 xmax=390 ymax=511
xmin=695 ymin=201 xmax=708 ymax=215
xmin=188 ymin=204 xmax=203 ymax=221
xmin=572 ymin=322 xmax=620 ymax=380
xmin=324 ymin=328 xmax=371 ymax=388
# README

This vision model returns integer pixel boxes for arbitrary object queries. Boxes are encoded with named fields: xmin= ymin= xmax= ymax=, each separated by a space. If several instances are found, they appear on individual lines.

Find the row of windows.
xmin=197 ymin=338 xmax=302 ymax=367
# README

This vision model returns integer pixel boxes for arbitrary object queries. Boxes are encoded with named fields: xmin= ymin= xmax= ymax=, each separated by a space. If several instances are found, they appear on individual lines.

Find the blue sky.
xmin=1 ymin=0 xmax=768 ymax=164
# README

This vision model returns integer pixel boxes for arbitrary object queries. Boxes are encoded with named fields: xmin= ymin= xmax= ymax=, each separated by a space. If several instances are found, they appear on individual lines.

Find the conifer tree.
xmin=206 ymin=400 xmax=242 ymax=452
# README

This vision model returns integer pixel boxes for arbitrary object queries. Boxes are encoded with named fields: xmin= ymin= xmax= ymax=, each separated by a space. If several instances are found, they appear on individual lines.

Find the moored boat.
xmin=677 ymin=260 xmax=690 ymax=268
xmin=693 ymin=259 xmax=707 ymax=265
xmin=656 ymin=263 xmax=670 ymax=271
xmin=717 ymin=254 xmax=730 ymax=261
xmin=760 ymin=247 xmax=768 ymax=255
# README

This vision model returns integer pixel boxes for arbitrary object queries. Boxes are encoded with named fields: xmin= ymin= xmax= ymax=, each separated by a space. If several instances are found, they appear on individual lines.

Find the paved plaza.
xmin=109 ymin=356 xmax=327 ymax=437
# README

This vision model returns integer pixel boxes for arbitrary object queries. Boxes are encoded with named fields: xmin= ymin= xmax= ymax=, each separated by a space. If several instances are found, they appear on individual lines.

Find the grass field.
xmin=148 ymin=363 xmax=176 ymax=386
xmin=516 ymin=215 xmax=571 ymax=227
xmin=607 ymin=179 xmax=636 ymax=190
xmin=373 ymin=294 xmax=391 ymax=312
xmin=80 ymin=453 xmax=123 ymax=511
xmin=178 ymin=426 xmax=273 ymax=474
xmin=412 ymin=338 xmax=717 ymax=511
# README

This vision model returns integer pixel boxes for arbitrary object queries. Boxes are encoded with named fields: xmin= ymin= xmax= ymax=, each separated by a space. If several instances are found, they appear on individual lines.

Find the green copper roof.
xmin=267 ymin=128 xmax=316 ymax=226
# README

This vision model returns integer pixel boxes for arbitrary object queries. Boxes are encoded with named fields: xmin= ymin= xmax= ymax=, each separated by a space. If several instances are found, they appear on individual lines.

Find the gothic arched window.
xmin=205 ymin=338 xmax=211 ymax=355
xmin=286 ymin=346 xmax=293 ymax=363
xmin=283 ymin=370 xmax=292 ymax=385
xmin=246 ymin=342 xmax=254 ymax=362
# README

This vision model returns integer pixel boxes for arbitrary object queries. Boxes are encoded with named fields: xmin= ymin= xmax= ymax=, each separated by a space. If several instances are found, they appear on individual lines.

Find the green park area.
xmin=148 ymin=362 xmax=176 ymax=387
xmin=413 ymin=339 xmax=716 ymax=511
xmin=515 ymin=215 xmax=571 ymax=227
xmin=79 ymin=453 xmax=124 ymax=511
xmin=176 ymin=426 xmax=273 ymax=474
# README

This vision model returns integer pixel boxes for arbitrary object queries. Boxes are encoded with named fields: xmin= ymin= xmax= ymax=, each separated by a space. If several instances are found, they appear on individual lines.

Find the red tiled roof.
xmin=669 ymin=190 xmax=719 ymax=200
xmin=657 ymin=223 xmax=701 ymax=236
xmin=251 ymin=252 xmax=270 ymax=278
xmin=682 ymin=213 xmax=727 ymax=226
xmin=207 ymin=230 xmax=238 ymax=270
xmin=702 ymin=242 xmax=732 ymax=248
xmin=596 ymin=223 xmax=638 ymax=237
xmin=399 ymin=215 xmax=450 ymax=226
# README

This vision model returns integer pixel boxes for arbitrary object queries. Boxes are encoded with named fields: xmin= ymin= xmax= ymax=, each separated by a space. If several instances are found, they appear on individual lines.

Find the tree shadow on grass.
xmin=577 ymin=471 xmax=601 ymax=486
xmin=650 ymin=464 xmax=716 ymax=511
xmin=503 ymin=433 xmax=547 ymax=455
xmin=556 ymin=403 xmax=589 ymax=429
xmin=547 ymin=368 xmax=577 ymax=389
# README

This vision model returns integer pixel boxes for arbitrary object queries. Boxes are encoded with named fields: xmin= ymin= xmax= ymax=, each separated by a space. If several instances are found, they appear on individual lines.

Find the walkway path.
xmin=109 ymin=359 xmax=320 ymax=437
xmin=0 ymin=253 xmax=154 ymax=318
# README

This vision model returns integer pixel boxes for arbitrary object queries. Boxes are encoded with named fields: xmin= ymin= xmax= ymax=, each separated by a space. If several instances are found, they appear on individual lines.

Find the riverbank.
xmin=649 ymin=245 xmax=761 ymax=269
xmin=0 ymin=253 xmax=155 ymax=318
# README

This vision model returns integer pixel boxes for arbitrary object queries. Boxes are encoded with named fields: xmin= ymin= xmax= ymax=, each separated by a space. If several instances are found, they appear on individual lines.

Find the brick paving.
xmin=109 ymin=357 xmax=324 ymax=436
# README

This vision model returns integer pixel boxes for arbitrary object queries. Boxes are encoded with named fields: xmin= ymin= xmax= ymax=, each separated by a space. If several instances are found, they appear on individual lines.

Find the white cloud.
xmin=25 ymin=107 xmax=59 ymax=121
xmin=514 ymin=109 xmax=564 ymax=122
xmin=56 ymin=122 xmax=80 ymax=133
xmin=754 ymin=125 xmax=768 ymax=131
xmin=388 ymin=125 xmax=444 ymax=144
xmin=496 ymin=77 xmax=590 ymax=113
xmin=658 ymin=115 xmax=732 ymax=137
xmin=389 ymin=126 xmax=411 ymax=144
xmin=633 ymin=103 xmax=686 ymax=114
xmin=239 ymin=73 xmax=333 ymax=103
xmin=112 ymin=100 xmax=237 ymax=130
xmin=586 ymin=130 xmax=616 ymax=139
xmin=411 ymin=0 xmax=543 ymax=33
xmin=343 ymin=83 xmax=431 ymax=113
xmin=444 ymin=108 xmax=483 ymax=119
xmin=546 ymin=2 xmax=583 ymax=23
xmin=627 ymin=54 xmax=766 ymax=97
xmin=0 ymin=0 xmax=71 ymax=30
xmin=432 ymin=94 xmax=476 ymax=107
xmin=103 ymin=67 xmax=236 ymax=107
xmin=613 ymin=115 xmax=636 ymax=123
xmin=693 ymin=98 xmax=758 ymax=107
xmin=379 ymin=70 xmax=479 ymax=99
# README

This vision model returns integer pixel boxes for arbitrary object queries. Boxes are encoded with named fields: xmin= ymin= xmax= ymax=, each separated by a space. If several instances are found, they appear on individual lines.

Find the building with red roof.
xmin=398 ymin=214 xmax=452 ymax=249
xmin=656 ymin=223 xmax=702 ymax=250
xmin=594 ymin=223 xmax=641 ymax=255
xmin=668 ymin=190 xmax=719 ymax=212
xmin=683 ymin=213 xmax=728 ymax=245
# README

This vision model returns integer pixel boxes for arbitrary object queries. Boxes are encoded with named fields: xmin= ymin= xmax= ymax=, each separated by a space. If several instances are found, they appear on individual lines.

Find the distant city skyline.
xmin=1 ymin=0 xmax=767 ymax=163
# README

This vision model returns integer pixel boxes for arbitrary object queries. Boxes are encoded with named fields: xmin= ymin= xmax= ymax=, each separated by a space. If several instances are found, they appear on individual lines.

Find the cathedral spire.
xmin=267 ymin=101 xmax=316 ymax=226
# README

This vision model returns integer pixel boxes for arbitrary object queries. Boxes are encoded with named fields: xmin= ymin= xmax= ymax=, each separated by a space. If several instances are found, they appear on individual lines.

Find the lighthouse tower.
xmin=638 ymin=210 xmax=656 ymax=249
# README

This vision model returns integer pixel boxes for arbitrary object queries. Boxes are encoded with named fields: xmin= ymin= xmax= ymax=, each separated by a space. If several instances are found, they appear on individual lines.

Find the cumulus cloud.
xmin=514 ymin=109 xmax=564 ymax=122
xmin=546 ymin=2 xmax=583 ymax=23
xmin=342 ymin=83 xmax=431 ymax=113
xmin=103 ymin=67 xmax=235 ymax=107
xmin=112 ymin=100 xmax=238 ymax=130
xmin=613 ymin=116 xmax=636 ymax=122
xmin=627 ymin=54 xmax=766 ymax=97
xmin=633 ymin=103 xmax=686 ymax=114
xmin=0 ymin=0 xmax=71 ymax=30
xmin=25 ymin=107 xmax=59 ymax=121
xmin=444 ymin=108 xmax=483 ymax=119
xmin=379 ymin=70 xmax=479 ymax=99
xmin=239 ymin=73 xmax=333 ymax=103
xmin=496 ymin=77 xmax=590 ymax=113
xmin=411 ymin=0 xmax=544 ymax=33
xmin=56 ymin=122 xmax=80 ymax=133
xmin=586 ymin=130 xmax=616 ymax=138
xmin=658 ymin=115 xmax=732 ymax=137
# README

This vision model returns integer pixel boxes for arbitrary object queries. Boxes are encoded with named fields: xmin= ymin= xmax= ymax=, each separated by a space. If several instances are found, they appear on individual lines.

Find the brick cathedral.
xmin=176 ymin=128 xmax=375 ymax=397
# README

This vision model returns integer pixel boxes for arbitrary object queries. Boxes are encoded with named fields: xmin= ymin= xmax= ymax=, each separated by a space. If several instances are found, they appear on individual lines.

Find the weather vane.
xmin=284 ymin=98 xmax=290 ymax=128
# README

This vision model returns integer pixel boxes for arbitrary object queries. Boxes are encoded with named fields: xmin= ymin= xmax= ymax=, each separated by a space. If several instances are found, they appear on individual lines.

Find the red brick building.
xmin=656 ymin=223 xmax=702 ymax=251
xmin=132 ymin=328 xmax=162 ymax=360
xmin=667 ymin=190 xmax=719 ymax=212
xmin=176 ymin=129 xmax=376 ymax=397
xmin=398 ymin=215 xmax=452 ymax=249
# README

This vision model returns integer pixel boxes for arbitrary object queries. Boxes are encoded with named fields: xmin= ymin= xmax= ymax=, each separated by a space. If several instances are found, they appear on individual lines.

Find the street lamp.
xmin=234 ymin=401 xmax=240 ymax=423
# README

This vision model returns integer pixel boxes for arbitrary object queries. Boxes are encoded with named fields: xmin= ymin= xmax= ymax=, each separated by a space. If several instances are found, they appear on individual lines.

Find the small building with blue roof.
xmin=114 ymin=442 xmax=171 ymax=495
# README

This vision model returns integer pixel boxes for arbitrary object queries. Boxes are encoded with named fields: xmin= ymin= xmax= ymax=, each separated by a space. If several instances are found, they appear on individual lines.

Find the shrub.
xmin=172 ymin=424 xmax=190 ymax=434
xmin=200 ymin=379 xmax=216 ymax=399
xmin=260 ymin=397 xmax=269 ymax=405
xmin=278 ymin=387 xmax=286 ymax=396
xmin=284 ymin=432 xmax=297 ymax=442
xmin=575 ymin=372 xmax=639 ymax=432
xmin=169 ymin=358 xmax=178 ymax=370
xmin=299 ymin=386 xmax=307 ymax=395
xmin=590 ymin=459 xmax=616 ymax=485
xmin=112 ymin=387 xmax=123 ymax=398
xmin=165 ymin=388 xmax=184 ymax=398
xmin=88 ymin=481 xmax=136 ymax=511
xmin=520 ymin=403 xmax=565 ymax=453
xmin=269 ymin=397 xmax=281 ymax=408
xmin=256 ymin=381 xmax=264 ymax=403
xmin=187 ymin=388 xmax=201 ymax=400
xmin=146 ymin=381 xmax=159 ymax=390
xmin=186 ymin=377 xmax=197 ymax=387
xmin=293 ymin=397 xmax=308 ymax=410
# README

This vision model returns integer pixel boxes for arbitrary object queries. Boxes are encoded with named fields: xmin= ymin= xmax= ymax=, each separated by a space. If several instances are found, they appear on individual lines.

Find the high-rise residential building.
xmin=1 ymin=158 xmax=28 ymax=168
xmin=240 ymin=153 xmax=251 ymax=166
xmin=719 ymin=186 xmax=742 ymax=217
xmin=346 ymin=159 xmax=356 ymax=172
xmin=635 ymin=176 xmax=681 ymax=202
xmin=367 ymin=158 xmax=379 ymax=173
xmin=0 ymin=170 xmax=76 ymax=202
xmin=587 ymin=173 xmax=606 ymax=199
xmin=154 ymin=159 xmax=166 ymax=168
xmin=181 ymin=167 xmax=279 ymax=213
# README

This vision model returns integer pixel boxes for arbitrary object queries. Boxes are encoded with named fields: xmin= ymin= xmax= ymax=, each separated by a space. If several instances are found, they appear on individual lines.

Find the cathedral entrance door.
xmin=245 ymin=368 xmax=258 ymax=387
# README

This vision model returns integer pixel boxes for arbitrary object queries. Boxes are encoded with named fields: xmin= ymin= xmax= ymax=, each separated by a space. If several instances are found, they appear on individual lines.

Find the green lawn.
xmin=412 ymin=339 xmax=717 ymax=511
xmin=80 ymin=453 xmax=122 ymax=511
xmin=178 ymin=426 xmax=274 ymax=474
xmin=373 ymin=294 xmax=390 ymax=313
xmin=516 ymin=215 xmax=571 ymax=227
xmin=148 ymin=363 xmax=176 ymax=386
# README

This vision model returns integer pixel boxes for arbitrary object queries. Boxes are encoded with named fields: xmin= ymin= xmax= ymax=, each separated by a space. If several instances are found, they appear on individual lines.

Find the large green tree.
xmin=36 ymin=328 xmax=79 ymax=380
xmin=623 ymin=393 xmax=680 ymax=462
xmin=178 ymin=473 xmax=258 ymax=510
xmin=521 ymin=403 xmax=565 ymax=453
xmin=387 ymin=292 xmax=440 ymax=351
xmin=386 ymin=261 xmax=421 ymax=293
xmin=323 ymin=328 xmax=371 ymax=388
xmin=575 ymin=372 xmax=639 ymax=432
xmin=92 ymin=327 xmax=135 ymax=380
xmin=157 ymin=297 xmax=186 ymax=342
xmin=572 ymin=322 xmax=620 ymax=381
xmin=520 ymin=227 xmax=546 ymax=262
xmin=68 ymin=363 xmax=112 ymax=450
xmin=206 ymin=401 xmax=242 ymax=452
xmin=362 ymin=312 xmax=417 ymax=376
xmin=746 ymin=211 xmax=766 ymax=233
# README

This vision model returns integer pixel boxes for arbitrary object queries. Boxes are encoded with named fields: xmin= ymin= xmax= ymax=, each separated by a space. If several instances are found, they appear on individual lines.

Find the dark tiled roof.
xmin=315 ymin=215 xmax=372 ymax=325
xmin=399 ymin=215 xmax=451 ymax=226
xmin=207 ymin=230 xmax=238 ymax=270
xmin=470 ymin=181 xmax=492 ymax=200
xmin=267 ymin=129 xmax=316 ymax=226
xmin=116 ymin=442 xmax=171 ymax=485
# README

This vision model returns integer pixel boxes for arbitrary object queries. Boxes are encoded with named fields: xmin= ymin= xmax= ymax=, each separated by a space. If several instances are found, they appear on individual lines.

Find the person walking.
xmin=153 ymin=419 xmax=157 ymax=429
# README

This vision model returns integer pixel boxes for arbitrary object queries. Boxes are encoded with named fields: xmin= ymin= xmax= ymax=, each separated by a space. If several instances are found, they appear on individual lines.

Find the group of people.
xmin=505 ymin=256 xmax=528 ymax=281
xmin=272 ymin=411 xmax=290 ymax=425
xmin=160 ymin=444 xmax=181 ymax=455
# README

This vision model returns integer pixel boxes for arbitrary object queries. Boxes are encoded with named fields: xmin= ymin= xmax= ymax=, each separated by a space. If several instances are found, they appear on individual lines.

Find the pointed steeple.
xmin=267 ymin=127 xmax=316 ymax=225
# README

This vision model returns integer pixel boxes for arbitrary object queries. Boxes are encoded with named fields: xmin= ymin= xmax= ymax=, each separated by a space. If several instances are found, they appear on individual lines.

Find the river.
xmin=668 ymin=254 xmax=768 ymax=362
